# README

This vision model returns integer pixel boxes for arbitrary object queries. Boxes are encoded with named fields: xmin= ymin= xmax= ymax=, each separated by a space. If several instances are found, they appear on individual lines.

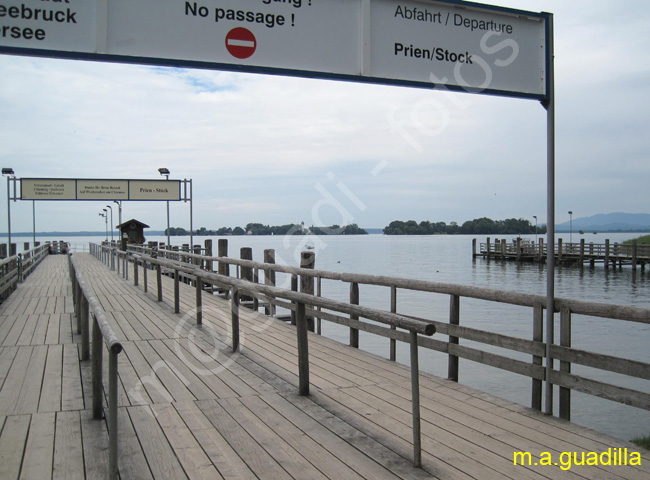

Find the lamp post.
xmin=533 ymin=215 xmax=538 ymax=245
xmin=568 ymin=211 xmax=573 ymax=245
xmin=159 ymin=168 xmax=171 ymax=247
xmin=113 ymin=200 xmax=122 ymax=226
xmin=101 ymin=210 xmax=108 ymax=241
xmin=2 ymin=168 xmax=15 ymax=256
xmin=105 ymin=205 xmax=113 ymax=242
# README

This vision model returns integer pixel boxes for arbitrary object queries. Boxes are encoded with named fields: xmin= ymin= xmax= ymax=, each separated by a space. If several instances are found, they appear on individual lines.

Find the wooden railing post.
xmin=410 ymin=331 xmax=422 ymax=468
xmin=92 ymin=316 xmax=103 ymax=420
xmin=81 ymin=296 xmax=90 ymax=361
xmin=133 ymin=257 xmax=139 ymax=286
xmin=264 ymin=249 xmax=276 ymax=317
xmin=531 ymin=303 xmax=543 ymax=411
xmin=290 ymin=275 xmax=298 ymax=325
xmin=142 ymin=259 xmax=148 ymax=293
xmin=240 ymin=247 xmax=253 ymax=304
xmin=174 ymin=268 xmax=180 ymax=314
xmin=296 ymin=300 xmax=310 ymax=396
xmin=448 ymin=294 xmax=460 ymax=382
xmin=350 ymin=282 xmax=359 ymax=348
xmin=300 ymin=251 xmax=315 ymax=332
xmin=560 ymin=306 xmax=572 ymax=420
xmin=231 ymin=287 xmax=240 ymax=352
xmin=605 ymin=239 xmax=610 ymax=270
xmin=157 ymin=263 xmax=163 ymax=302
xmin=108 ymin=350 xmax=119 ymax=479
xmin=196 ymin=277 xmax=203 ymax=326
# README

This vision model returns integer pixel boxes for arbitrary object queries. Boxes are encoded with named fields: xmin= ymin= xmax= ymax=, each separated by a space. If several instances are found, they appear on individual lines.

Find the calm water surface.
xmin=29 ymin=232 xmax=650 ymax=441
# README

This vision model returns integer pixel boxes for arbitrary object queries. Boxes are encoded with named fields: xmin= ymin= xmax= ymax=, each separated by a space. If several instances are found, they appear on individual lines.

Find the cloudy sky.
xmin=1 ymin=0 xmax=649 ymax=233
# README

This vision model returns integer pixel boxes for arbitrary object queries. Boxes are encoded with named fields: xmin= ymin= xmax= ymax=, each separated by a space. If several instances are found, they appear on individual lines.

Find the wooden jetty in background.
xmin=473 ymin=237 xmax=650 ymax=270
xmin=0 ymin=240 xmax=649 ymax=479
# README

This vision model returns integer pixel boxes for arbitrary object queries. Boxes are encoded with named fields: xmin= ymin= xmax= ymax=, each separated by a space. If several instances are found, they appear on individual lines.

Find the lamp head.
xmin=2 ymin=168 xmax=14 ymax=176
xmin=158 ymin=168 xmax=170 ymax=176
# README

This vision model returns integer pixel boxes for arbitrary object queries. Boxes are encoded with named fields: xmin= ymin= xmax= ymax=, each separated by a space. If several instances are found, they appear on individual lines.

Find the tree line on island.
xmin=165 ymin=223 xmax=368 ymax=236
xmin=164 ymin=217 xmax=545 ymax=236
xmin=383 ymin=217 xmax=547 ymax=235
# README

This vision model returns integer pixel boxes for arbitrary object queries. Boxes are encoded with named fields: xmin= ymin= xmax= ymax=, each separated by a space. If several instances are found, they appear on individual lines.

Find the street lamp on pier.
xmin=100 ymin=211 xmax=108 ymax=241
xmin=568 ymin=211 xmax=573 ymax=244
xmin=105 ymin=205 xmax=113 ymax=242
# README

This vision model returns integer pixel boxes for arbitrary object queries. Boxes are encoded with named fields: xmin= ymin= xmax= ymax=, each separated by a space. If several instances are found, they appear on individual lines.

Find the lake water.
xmin=20 ymin=232 xmax=650 ymax=441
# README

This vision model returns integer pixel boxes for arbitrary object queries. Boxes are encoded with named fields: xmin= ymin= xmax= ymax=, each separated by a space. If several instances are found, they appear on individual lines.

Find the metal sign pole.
xmin=543 ymin=13 xmax=556 ymax=416
xmin=6 ymin=176 xmax=11 ymax=253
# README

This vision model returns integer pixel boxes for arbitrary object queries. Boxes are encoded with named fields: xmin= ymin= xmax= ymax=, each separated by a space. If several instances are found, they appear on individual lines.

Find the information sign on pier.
xmin=20 ymin=178 xmax=181 ymax=201
xmin=0 ymin=0 xmax=549 ymax=99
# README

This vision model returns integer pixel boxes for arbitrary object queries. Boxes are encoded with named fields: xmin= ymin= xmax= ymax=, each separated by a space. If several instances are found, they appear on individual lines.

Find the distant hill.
xmin=556 ymin=213 xmax=650 ymax=232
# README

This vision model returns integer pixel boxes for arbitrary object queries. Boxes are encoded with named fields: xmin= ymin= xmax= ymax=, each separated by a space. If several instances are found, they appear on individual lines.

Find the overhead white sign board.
xmin=0 ymin=0 xmax=549 ymax=99
xmin=20 ymin=178 xmax=181 ymax=201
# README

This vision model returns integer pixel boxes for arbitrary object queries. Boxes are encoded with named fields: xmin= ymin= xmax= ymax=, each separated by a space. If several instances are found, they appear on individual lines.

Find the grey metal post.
xmin=6 ymin=175 xmax=11 ymax=253
xmin=390 ymin=286 xmax=397 ymax=361
xmin=410 ymin=330 xmax=422 ymax=468
xmin=32 ymin=200 xmax=36 ymax=247
xmin=188 ymin=179 xmax=193 ymax=248
xmin=543 ymin=12 xmax=556 ymax=416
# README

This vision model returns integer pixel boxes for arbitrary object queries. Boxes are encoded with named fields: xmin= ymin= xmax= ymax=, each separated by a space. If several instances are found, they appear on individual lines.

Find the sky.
xmin=1 ymin=0 xmax=649 ymax=233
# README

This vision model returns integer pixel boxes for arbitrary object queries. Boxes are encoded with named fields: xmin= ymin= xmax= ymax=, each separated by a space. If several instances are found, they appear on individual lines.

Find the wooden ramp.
xmin=0 ymin=254 xmax=648 ymax=479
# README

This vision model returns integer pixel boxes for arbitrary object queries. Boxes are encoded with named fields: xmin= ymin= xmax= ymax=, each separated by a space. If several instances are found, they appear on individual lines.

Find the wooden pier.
xmin=0 ymin=252 xmax=649 ymax=479
xmin=473 ymin=237 xmax=650 ymax=270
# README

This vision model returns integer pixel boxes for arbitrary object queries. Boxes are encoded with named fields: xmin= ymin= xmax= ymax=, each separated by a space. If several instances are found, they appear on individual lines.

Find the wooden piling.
xmin=218 ymin=239 xmax=229 ymax=276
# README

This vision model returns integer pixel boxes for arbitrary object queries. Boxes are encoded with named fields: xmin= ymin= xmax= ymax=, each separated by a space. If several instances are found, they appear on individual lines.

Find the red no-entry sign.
xmin=225 ymin=28 xmax=257 ymax=60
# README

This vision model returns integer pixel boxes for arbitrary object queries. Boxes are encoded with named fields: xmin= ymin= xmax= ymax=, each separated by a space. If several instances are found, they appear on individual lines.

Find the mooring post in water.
xmin=204 ymin=239 xmax=213 ymax=271
xmin=218 ymin=239 xmax=229 ymax=276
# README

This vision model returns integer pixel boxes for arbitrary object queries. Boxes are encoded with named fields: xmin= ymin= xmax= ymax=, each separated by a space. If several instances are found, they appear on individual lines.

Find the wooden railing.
xmin=95 ymin=242 xmax=650 ymax=424
xmin=91 ymin=243 xmax=435 ymax=467
xmin=0 ymin=243 xmax=51 ymax=302
xmin=69 ymin=253 xmax=123 ymax=479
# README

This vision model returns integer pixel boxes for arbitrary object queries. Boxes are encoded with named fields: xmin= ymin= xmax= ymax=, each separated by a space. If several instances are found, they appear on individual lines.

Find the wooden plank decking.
xmin=0 ymin=253 xmax=649 ymax=479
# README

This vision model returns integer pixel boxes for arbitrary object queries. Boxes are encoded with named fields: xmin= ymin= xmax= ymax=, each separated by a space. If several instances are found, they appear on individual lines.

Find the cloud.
xmin=1 ymin=0 xmax=649 ymax=232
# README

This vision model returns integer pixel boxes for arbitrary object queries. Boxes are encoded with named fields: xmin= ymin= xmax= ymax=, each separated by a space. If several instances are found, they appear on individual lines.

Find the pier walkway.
xmin=0 ymin=253 xmax=649 ymax=479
